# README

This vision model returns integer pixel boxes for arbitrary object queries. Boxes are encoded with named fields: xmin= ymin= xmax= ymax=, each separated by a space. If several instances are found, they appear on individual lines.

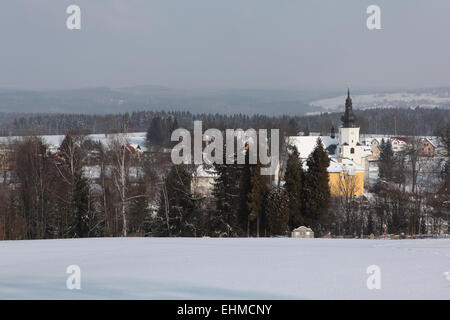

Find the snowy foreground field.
xmin=0 ymin=238 xmax=449 ymax=299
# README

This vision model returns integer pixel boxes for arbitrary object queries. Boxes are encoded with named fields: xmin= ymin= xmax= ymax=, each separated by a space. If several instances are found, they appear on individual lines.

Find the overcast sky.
xmin=0 ymin=0 xmax=449 ymax=91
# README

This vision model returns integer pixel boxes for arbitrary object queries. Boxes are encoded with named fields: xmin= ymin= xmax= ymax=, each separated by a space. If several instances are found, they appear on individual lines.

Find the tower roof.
xmin=341 ymin=87 xmax=356 ymax=128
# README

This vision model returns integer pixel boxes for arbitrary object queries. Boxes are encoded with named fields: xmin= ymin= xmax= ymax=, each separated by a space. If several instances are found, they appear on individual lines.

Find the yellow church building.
xmin=286 ymin=88 xmax=365 ymax=197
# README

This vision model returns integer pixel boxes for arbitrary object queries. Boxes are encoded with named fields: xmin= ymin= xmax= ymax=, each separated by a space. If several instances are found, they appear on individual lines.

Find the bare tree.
xmin=334 ymin=171 xmax=362 ymax=236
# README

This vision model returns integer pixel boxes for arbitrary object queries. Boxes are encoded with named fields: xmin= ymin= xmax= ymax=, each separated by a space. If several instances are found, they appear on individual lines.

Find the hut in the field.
xmin=291 ymin=226 xmax=314 ymax=238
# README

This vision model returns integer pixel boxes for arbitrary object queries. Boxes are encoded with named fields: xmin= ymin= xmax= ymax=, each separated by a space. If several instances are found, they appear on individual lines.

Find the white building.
xmin=391 ymin=137 xmax=408 ymax=153
xmin=291 ymin=226 xmax=314 ymax=238
xmin=337 ymin=88 xmax=364 ymax=166
xmin=191 ymin=164 xmax=218 ymax=197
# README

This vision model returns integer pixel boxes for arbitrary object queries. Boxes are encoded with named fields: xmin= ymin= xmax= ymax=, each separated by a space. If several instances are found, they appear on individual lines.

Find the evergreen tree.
xmin=366 ymin=212 xmax=374 ymax=236
xmin=265 ymin=188 xmax=289 ymax=236
xmin=147 ymin=117 xmax=163 ymax=146
xmin=303 ymin=138 xmax=330 ymax=235
xmin=128 ymin=179 xmax=149 ymax=235
xmin=379 ymin=139 xmax=394 ymax=179
xmin=419 ymin=216 xmax=427 ymax=234
xmin=155 ymin=165 xmax=200 ymax=236
xmin=237 ymin=150 xmax=252 ymax=235
xmin=71 ymin=175 xmax=90 ymax=237
xmin=211 ymin=147 xmax=241 ymax=236
xmin=57 ymin=133 xmax=91 ymax=238
xmin=247 ymin=162 xmax=270 ymax=237
xmin=284 ymin=145 xmax=304 ymax=230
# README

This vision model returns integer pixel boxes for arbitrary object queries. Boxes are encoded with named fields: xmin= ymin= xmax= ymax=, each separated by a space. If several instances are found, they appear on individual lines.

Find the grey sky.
xmin=0 ymin=0 xmax=449 ymax=91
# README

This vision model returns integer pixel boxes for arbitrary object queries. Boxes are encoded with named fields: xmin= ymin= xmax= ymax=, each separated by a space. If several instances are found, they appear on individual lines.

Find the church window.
xmin=350 ymin=147 xmax=355 ymax=154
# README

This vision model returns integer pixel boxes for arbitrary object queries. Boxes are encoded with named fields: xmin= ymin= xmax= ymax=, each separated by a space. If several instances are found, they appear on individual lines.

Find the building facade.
xmin=338 ymin=89 xmax=364 ymax=166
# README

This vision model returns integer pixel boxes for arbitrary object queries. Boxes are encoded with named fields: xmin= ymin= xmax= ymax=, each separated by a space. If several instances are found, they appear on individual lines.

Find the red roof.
xmin=391 ymin=137 xmax=407 ymax=142
xmin=125 ymin=144 xmax=136 ymax=153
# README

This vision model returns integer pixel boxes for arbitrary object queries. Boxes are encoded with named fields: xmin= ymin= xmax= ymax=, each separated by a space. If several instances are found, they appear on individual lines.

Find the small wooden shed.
xmin=291 ymin=226 xmax=314 ymax=238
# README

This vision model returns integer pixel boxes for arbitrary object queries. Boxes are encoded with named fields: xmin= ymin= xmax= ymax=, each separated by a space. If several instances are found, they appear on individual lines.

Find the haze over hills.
xmin=0 ymin=86 xmax=318 ymax=116
xmin=0 ymin=86 xmax=450 ymax=116
xmin=310 ymin=87 xmax=450 ymax=114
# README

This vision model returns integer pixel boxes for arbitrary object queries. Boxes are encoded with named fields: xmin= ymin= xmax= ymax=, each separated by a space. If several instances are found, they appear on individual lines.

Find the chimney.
xmin=338 ymin=157 xmax=343 ymax=163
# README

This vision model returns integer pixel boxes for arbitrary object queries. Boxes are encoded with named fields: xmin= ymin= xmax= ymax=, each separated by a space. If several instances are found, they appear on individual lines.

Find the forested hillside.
xmin=0 ymin=107 xmax=448 ymax=137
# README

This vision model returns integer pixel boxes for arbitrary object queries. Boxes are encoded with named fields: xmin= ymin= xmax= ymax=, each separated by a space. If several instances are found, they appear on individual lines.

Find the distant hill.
xmin=0 ymin=86 xmax=319 ymax=116
xmin=2 ymin=86 xmax=450 ymax=116
xmin=309 ymin=87 xmax=450 ymax=113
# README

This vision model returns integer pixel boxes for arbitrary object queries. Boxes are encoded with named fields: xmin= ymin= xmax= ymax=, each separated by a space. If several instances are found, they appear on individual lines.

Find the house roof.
xmin=421 ymin=137 xmax=437 ymax=148
xmin=361 ymin=145 xmax=373 ymax=157
xmin=292 ymin=226 xmax=313 ymax=232
xmin=327 ymin=157 xmax=364 ymax=173
xmin=287 ymin=136 xmax=339 ymax=159
xmin=391 ymin=137 xmax=407 ymax=143
xmin=194 ymin=164 xmax=218 ymax=179
xmin=302 ymin=156 xmax=364 ymax=174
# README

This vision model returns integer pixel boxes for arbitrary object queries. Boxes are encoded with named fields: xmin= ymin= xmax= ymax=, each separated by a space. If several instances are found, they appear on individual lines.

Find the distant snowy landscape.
xmin=309 ymin=89 xmax=450 ymax=114
xmin=1 ymin=238 xmax=449 ymax=299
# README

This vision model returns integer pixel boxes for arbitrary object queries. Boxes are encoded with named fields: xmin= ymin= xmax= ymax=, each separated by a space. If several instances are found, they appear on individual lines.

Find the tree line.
xmin=150 ymin=138 xmax=331 ymax=238
xmin=1 ymin=107 xmax=448 ymax=137
xmin=0 ymin=132 xmax=156 ymax=239
xmin=0 ymin=120 xmax=448 ymax=240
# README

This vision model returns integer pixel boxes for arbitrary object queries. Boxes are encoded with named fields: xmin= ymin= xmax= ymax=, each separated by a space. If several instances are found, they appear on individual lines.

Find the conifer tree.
xmin=303 ymin=138 xmax=330 ymax=235
xmin=147 ymin=117 xmax=163 ymax=146
xmin=71 ymin=175 xmax=90 ymax=237
xmin=284 ymin=145 xmax=304 ymax=230
xmin=366 ymin=212 xmax=374 ymax=236
xmin=155 ymin=165 xmax=199 ymax=236
xmin=211 ymin=146 xmax=241 ymax=236
xmin=57 ymin=133 xmax=91 ymax=238
xmin=128 ymin=179 xmax=149 ymax=235
xmin=265 ymin=187 xmax=289 ymax=236
xmin=247 ymin=162 xmax=270 ymax=237
xmin=379 ymin=139 xmax=394 ymax=179
xmin=237 ymin=151 xmax=252 ymax=235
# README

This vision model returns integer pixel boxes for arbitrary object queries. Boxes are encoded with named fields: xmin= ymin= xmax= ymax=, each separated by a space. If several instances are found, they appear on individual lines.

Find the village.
xmin=0 ymin=90 xmax=447 ymax=239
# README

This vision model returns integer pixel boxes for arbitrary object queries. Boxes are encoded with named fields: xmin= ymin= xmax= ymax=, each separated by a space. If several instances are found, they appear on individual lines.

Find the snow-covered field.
xmin=0 ymin=238 xmax=449 ymax=299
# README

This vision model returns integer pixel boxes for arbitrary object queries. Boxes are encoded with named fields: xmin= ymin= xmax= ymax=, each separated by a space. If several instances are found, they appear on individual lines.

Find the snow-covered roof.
xmin=328 ymin=157 xmax=364 ymax=173
xmin=287 ymin=136 xmax=338 ymax=159
xmin=302 ymin=156 xmax=364 ymax=174
xmin=292 ymin=226 xmax=313 ymax=232
xmin=420 ymin=137 xmax=437 ymax=148
xmin=361 ymin=145 xmax=372 ymax=156
xmin=391 ymin=137 xmax=407 ymax=143
xmin=194 ymin=165 xmax=218 ymax=179
xmin=360 ymin=135 xmax=391 ymax=145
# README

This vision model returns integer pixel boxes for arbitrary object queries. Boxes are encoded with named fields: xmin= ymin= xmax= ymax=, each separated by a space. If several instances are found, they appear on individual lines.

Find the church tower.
xmin=338 ymin=88 xmax=363 ymax=165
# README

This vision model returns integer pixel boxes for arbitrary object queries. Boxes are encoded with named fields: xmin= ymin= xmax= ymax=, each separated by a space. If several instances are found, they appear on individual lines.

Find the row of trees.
xmin=0 ymin=132 xmax=156 ymax=240
xmin=2 ymin=107 xmax=448 ymax=137
xmin=1 ymin=123 xmax=448 ymax=240
xmin=150 ymin=139 xmax=331 ymax=237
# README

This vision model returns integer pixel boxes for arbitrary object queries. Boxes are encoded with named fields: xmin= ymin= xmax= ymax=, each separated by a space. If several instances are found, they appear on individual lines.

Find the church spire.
xmin=341 ymin=86 xmax=355 ymax=128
